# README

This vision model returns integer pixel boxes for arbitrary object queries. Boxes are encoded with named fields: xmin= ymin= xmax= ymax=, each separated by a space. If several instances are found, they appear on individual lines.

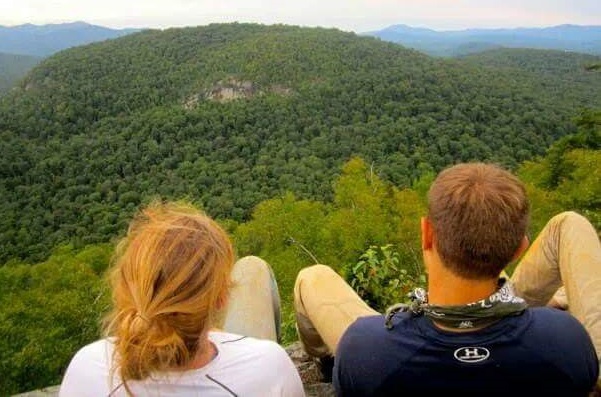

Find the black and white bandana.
xmin=385 ymin=278 xmax=527 ymax=330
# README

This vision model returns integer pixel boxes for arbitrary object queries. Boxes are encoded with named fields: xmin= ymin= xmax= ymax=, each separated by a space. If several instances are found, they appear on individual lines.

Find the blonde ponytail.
xmin=102 ymin=201 xmax=234 ymax=392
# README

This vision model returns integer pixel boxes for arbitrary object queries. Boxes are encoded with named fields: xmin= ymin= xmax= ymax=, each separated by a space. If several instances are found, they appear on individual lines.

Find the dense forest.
xmin=1 ymin=23 xmax=600 ymax=264
xmin=0 ymin=52 xmax=41 ymax=94
xmin=0 ymin=23 xmax=599 ymax=394
xmin=459 ymin=48 xmax=601 ymax=103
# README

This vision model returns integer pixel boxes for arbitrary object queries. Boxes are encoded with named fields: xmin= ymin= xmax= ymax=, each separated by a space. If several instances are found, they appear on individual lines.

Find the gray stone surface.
xmin=285 ymin=342 xmax=336 ymax=397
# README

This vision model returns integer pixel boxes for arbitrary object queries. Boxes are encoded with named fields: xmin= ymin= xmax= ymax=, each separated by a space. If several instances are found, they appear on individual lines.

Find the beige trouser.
xmin=294 ymin=264 xmax=378 ymax=357
xmin=511 ymin=211 xmax=601 ymax=382
xmin=217 ymin=256 xmax=281 ymax=342
xmin=294 ymin=211 xmax=601 ymax=370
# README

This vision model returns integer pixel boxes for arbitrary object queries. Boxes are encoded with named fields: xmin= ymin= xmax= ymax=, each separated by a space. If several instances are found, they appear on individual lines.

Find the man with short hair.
xmin=294 ymin=162 xmax=600 ymax=396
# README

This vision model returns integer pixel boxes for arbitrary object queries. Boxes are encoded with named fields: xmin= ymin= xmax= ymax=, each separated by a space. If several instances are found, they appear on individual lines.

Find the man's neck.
xmin=427 ymin=263 xmax=499 ymax=306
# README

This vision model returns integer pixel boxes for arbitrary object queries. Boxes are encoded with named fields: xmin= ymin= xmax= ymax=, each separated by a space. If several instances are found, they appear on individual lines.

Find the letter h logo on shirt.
xmin=454 ymin=347 xmax=490 ymax=363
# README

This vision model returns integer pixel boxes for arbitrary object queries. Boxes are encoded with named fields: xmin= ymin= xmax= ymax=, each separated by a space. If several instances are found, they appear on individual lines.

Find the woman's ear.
xmin=216 ymin=291 xmax=228 ymax=311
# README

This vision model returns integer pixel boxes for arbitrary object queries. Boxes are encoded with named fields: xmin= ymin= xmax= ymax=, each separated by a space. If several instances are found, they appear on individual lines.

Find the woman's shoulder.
xmin=59 ymin=339 xmax=114 ymax=396
xmin=68 ymin=338 xmax=114 ymax=365
xmin=207 ymin=331 xmax=304 ymax=394
xmin=209 ymin=331 xmax=293 ymax=366
xmin=210 ymin=331 xmax=286 ymax=352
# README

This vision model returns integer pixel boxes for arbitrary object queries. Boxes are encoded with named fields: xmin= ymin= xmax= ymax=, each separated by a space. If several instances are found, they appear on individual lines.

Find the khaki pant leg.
xmin=219 ymin=256 xmax=280 ymax=342
xmin=511 ymin=212 xmax=601 ymax=378
xmin=294 ymin=264 xmax=378 ymax=357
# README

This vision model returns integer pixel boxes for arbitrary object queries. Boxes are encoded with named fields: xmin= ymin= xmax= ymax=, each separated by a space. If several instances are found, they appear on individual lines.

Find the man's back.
xmin=334 ymin=307 xmax=598 ymax=396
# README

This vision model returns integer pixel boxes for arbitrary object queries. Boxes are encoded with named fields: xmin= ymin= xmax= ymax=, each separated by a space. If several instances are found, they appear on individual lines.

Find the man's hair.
xmin=103 ymin=200 xmax=234 ymax=391
xmin=427 ymin=163 xmax=529 ymax=279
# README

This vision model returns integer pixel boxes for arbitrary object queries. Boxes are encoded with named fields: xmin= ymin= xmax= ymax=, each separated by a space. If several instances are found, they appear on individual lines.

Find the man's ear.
xmin=511 ymin=235 xmax=530 ymax=262
xmin=421 ymin=217 xmax=434 ymax=250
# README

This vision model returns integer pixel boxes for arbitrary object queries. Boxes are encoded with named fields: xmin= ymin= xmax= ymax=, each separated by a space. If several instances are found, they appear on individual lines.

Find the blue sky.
xmin=0 ymin=0 xmax=599 ymax=32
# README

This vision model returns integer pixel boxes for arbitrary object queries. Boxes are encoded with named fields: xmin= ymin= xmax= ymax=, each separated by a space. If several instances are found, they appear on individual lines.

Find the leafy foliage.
xmin=233 ymin=156 xmax=427 ymax=295
xmin=459 ymin=48 xmax=601 ymax=105
xmin=0 ymin=244 xmax=112 ymax=395
xmin=0 ymin=23 xmax=599 ymax=263
xmin=0 ymin=52 xmax=41 ymax=94
xmin=517 ymin=109 xmax=601 ymax=234
xmin=343 ymin=244 xmax=426 ymax=312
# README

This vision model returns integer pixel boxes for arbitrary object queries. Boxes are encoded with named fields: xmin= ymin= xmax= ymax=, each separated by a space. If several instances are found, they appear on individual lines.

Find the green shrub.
xmin=343 ymin=244 xmax=426 ymax=312
xmin=0 ymin=245 xmax=111 ymax=395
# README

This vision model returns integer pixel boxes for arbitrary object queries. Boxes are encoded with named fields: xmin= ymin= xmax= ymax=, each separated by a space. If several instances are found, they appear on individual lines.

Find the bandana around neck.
xmin=384 ymin=278 xmax=528 ymax=330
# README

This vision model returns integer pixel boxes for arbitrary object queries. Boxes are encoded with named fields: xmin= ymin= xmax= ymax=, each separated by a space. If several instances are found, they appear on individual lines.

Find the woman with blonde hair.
xmin=59 ymin=201 xmax=304 ymax=396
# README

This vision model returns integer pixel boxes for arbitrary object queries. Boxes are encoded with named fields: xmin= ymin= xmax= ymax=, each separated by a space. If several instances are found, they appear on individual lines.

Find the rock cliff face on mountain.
xmin=12 ymin=342 xmax=334 ymax=397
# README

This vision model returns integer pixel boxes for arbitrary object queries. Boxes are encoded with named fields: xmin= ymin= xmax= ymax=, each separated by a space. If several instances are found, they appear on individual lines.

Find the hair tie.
xmin=135 ymin=313 xmax=150 ymax=323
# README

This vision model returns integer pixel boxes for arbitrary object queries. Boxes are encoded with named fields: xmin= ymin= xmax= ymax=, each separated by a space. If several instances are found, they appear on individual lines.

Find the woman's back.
xmin=58 ymin=201 xmax=305 ymax=396
xmin=60 ymin=331 xmax=302 ymax=396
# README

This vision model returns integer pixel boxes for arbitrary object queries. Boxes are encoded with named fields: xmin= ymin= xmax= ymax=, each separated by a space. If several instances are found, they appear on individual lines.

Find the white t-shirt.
xmin=59 ymin=331 xmax=306 ymax=396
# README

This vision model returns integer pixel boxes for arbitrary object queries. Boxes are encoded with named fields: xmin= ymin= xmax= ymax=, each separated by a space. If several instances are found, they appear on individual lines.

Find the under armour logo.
xmin=454 ymin=347 xmax=490 ymax=363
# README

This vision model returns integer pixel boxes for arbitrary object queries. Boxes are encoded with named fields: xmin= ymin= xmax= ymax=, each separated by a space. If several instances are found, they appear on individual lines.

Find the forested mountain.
xmin=457 ymin=48 xmax=601 ymax=105
xmin=459 ymin=48 xmax=601 ymax=77
xmin=364 ymin=24 xmax=601 ymax=57
xmin=0 ymin=52 xmax=41 ymax=94
xmin=1 ymin=22 xmax=600 ymax=264
xmin=0 ymin=21 xmax=139 ymax=57
xmin=0 ymin=22 xmax=139 ymax=92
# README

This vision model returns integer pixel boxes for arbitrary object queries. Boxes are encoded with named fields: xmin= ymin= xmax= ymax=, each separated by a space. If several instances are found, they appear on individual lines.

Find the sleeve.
xmin=59 ymin=341 xmax=111 ymax=397
xmin=528 ymin=309 xmax=599 ymax=392
xmin=59 ymin=348 xmax=91 ymax=397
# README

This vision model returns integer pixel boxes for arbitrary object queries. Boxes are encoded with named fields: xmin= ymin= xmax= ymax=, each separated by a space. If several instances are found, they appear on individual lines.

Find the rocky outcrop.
xmin=286 ymin=342 xmax=336 ymax=397
xmin=205 ymin=79 xmax=257 ymax=103
xmin=183 ymin=78 xmax=293 ymax=108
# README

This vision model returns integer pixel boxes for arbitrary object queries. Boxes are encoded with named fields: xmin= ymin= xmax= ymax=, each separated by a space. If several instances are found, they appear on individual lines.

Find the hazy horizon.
xmin=0 ymin=0 xmax=599 ymax=34
xmin=2 ymin=19 xmax=601 ymax=34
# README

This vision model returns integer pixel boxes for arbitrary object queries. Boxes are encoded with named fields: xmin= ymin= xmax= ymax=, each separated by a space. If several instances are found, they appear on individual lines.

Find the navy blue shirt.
xmin=333 ymin=308 xmax=598 ymax=396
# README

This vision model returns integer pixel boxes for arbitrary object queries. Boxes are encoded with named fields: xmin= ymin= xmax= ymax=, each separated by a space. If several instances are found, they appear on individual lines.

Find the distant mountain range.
xmin=363 ymin=24 xmax=601 ymax=57
xmin=3 ymin=21 xmax=600 ymax=59
xmin=0 ymin=21 xmax=141 ymax=93
xmin=1 ymin=21 xmax=600 ymax=95
xmin=0 ymin=21 xmax=140 ymax=57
